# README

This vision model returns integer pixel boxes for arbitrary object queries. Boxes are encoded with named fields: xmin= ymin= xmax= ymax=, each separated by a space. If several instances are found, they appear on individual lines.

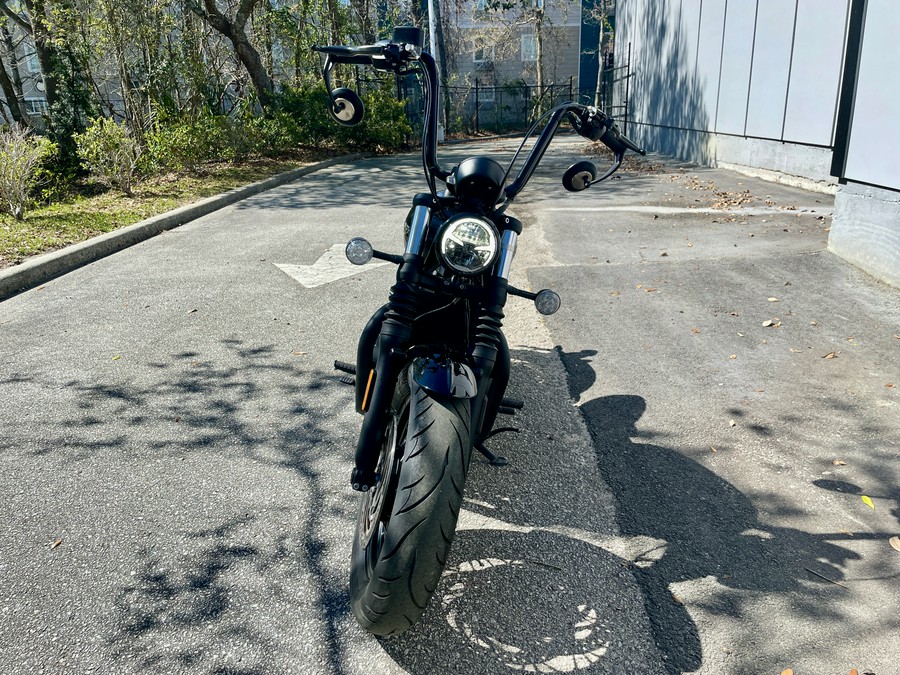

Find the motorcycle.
xmin=313 ymin=26 xmax=645 ymax=636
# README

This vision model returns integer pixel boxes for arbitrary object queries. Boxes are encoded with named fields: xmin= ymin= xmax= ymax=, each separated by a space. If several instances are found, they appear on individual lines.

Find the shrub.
xmin=277 ymin=82 xmax=411 ymax=152
xmin=143 ymin=113 xmax=221 ymax=173
xmin=75 ymin=118 xmax=142 ymax=196
xmin=0 ymin=125 xmax=56 ymax=220
xmin=141 ymin=81 xmax=411 ymax=175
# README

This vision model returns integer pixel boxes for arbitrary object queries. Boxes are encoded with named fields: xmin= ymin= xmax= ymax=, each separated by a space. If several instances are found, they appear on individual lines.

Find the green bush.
xmin=74 ymin=118 xmax=142 ymax=195
xmin=0 ymin=125 xmax=57 ymax=220
xmin=141 ymin=81 xmax=410 ymax=174
xmin=277 ymin=82 xmax=411 ymax=152
xmin=143 ymin=112 xmax=225 ymax=172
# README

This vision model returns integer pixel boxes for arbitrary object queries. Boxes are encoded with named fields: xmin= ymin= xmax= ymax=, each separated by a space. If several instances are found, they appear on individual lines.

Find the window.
xmin=24 ymin=98 xmax=48 ymax=115
xmin=25 ymin=49 xmax=39 ymax=73
xmin=473 ymin=46 xmax=494 ymax=64
xmin=521 ymin=34 xmax=537 ymax=62
xmin=478 ymin=86 xmax=495 ymax=103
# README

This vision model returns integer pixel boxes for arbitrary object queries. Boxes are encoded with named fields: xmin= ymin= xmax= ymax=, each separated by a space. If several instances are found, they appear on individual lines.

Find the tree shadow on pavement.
xmin=14 ymin=339 xmax=364 ymax=673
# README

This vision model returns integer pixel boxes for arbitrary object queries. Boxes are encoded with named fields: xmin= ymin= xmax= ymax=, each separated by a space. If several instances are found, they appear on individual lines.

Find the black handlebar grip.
xmin=604 ymin=126 xmax=646 ymax=156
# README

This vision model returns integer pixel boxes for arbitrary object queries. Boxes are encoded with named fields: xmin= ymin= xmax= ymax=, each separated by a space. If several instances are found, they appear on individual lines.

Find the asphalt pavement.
xmin=1 ymin=137 xmax=898 ymax=674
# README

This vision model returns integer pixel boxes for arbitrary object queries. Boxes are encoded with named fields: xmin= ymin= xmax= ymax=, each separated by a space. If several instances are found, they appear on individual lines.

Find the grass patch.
xmin=0 ymin=155 xmax=324 ymax=268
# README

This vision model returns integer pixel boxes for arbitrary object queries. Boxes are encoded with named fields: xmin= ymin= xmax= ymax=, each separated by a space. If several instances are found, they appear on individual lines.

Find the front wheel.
xmin=350 ymin=368 xmax=473 ymax=636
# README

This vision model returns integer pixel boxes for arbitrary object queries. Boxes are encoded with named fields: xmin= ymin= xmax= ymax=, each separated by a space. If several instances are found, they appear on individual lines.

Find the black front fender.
xmin=411 ymin=355 xmax=477 ymax=399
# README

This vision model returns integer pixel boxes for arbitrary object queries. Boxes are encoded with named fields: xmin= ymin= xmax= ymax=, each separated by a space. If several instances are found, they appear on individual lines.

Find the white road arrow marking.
xmin=275 ymin=243 xmax=389 ymax=289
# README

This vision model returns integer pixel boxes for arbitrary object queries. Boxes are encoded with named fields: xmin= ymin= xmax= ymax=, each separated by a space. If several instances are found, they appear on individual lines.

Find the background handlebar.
xmin=312 ymin=44 xmax=386 ymax=66
xmin=569 ymin=106 xmax=646 ymax=156
xmin=312 ymin=44 xmax=385 ymax=56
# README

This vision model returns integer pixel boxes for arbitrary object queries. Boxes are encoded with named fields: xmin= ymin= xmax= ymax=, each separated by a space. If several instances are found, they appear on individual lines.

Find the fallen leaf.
xmin=839 ymin=529 xmax=854 ymax=536
xmin=781 ymin=670 xmax=794 ymax=675
xmin=754 ymin=389 xmax=765 ymax=393
xmin=889 ymin=536 xmax=900 ymax=552
xmin=849 ymin=669 xmax=858 ymax=675
xmin=50 ymin=539 xmax=62 ymax=550
xmin=789 ymin=348 xmax=801 ymax=353
xmin=832 ymin=460 xmax=847 ymax=466
xmin=609 ymin=290 xmax=621 ymax=297
xmin=861 ymin=495 xmax=875 ymax=510
xmin=691 ymin=327 xmax=701 ymax=334
xmin=187 ymin=309 xmax=198 ymax=314
xmin=811 ymin=321 xmax=818 ymax=326
xmin=823 ymin=351 xmax=838 ymax=359
xmin=660 ymin=251 xmax=669 ymax=257
xmin=729 ymin=420 xmax=736 ymax=427
xmin=887 ymin=383 xmax=895 ymax=389
xmin=729 ymin=312 xmax=739 ymax=317
xmin=711 ymin=446 xmax=718 ymax=453
xmin=729 ymin=354 xmax=737 ymax=359
xmin=292 ymin=351 xmax=308 ymax=356
xmin=671 ymin=593 xmax=683 ymax=605
xmin=112 ymin=355 xmax=121 ymax=361
xmin=762 ymin=320 xmax=774 ymax=327
xmin=768 ymin=297 xmax=780 ymax=302
xmin=645 ymin=288 xmax=658 ymax=293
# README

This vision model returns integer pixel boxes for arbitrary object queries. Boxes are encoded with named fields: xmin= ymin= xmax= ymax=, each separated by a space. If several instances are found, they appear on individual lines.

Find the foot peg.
xmin=334 ymin=360 xmax=356 ymax=374
xmin=335 ymin=361 xmax=356 ymax=386
xmin=500 ymin=396 xmax=524 ymax=409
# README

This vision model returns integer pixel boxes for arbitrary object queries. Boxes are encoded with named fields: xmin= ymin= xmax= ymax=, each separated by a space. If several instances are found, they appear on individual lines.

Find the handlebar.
xmin=313 ymin=29 xmax=645 ymax=203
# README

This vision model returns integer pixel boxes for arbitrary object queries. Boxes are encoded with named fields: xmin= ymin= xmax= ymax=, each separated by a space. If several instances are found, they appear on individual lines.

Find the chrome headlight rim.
xmin=436 ymin=214 xmax=500 ymax=276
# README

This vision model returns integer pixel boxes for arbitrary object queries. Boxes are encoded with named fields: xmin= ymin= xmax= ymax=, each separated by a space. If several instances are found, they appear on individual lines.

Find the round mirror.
xmin=562 ymin=161 xmax=598 ymax=192
xmin=330 ymin=87 xmax=365 ymax=127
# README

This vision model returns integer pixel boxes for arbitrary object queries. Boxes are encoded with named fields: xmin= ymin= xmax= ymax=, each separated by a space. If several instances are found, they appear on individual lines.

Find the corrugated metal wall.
xmin=616 ymin=0 xmax=850 ymax=167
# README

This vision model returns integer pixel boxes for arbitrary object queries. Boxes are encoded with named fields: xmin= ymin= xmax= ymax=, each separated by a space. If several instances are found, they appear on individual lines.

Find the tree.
xmin=0 ymin=46 xmax=27 ymax=125
xmin=584 ymin=0 xmax=614 ymax=106
xmin=0 ymin=20 xmax=28 ymax=125
xmin=469 ymin=0 xmax=572 ymax=115
xmin=185 ymin=0 xmax=274 ymax=108
xmin=0 ymin=0 xmax=60 ymax=114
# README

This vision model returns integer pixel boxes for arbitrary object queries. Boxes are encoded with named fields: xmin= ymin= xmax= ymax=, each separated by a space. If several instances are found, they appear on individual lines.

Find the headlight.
xmin=437 ymin=215 xmax=499 ymax=275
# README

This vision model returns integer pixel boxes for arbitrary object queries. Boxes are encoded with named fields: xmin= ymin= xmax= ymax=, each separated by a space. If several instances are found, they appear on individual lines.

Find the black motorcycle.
xmin=313 ymin=26 xmax=644 ymax=636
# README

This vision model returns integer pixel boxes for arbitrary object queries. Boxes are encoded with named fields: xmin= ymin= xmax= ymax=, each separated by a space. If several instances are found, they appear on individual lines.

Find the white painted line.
xmin=538 ymin=205 xmax=831 ymax=216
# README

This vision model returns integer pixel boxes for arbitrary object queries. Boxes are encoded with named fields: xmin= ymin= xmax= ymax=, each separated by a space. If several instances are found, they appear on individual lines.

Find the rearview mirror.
xmin=562 ymin=161 xmax=598 ymax=192
xmin=329 ymin=87 xmax=365 ymax=126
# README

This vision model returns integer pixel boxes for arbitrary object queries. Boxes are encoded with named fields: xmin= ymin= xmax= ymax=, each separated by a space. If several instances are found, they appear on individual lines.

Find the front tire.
xmin=350 ymin=368 xmax=473 ymax=636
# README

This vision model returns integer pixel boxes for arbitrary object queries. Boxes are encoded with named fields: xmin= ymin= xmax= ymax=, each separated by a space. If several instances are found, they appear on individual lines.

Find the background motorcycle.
xmin=313 ymin=25 xmax=645 ymax=636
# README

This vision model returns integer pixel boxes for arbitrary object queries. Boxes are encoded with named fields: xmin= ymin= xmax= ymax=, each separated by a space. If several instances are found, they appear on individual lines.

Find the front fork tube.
xmin=351 ymin=206 xmax=431 ymax=491
xmin=471 ymin=229 xmax=517 ymax=442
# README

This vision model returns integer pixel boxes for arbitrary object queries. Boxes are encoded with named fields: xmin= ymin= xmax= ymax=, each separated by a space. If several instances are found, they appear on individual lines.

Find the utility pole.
xmin=427 ymin=0 xmax=445 ymax=141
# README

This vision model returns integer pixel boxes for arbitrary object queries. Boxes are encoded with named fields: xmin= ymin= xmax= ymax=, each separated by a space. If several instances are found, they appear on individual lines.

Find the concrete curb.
xmin=0 ymin=153 xmax=368 ymax=302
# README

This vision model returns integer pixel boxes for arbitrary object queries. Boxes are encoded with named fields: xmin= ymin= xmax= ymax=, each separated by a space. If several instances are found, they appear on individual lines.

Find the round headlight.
xmin=438 ymin=215 xmax=499 ymax=275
